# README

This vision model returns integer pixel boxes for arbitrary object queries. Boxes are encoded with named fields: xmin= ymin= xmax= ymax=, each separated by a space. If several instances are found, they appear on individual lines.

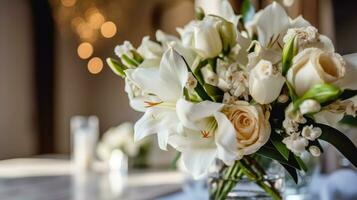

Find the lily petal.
xmin=134 ymin=107 xmax=178 ymax=150
xmin=214 ymin=112 xmax=238 ymax=165
xmin=181 ymin=147 xmax=217 ymax=179
xmin=337 ymin=53 xmax=357 ymax=90
xmin=176 ymin=99 xmax=223 ymax=130
xmin=256 ymin=2 xmax=290 ymax=47
xmin=159 ymin=48 xmax=189 ymax=99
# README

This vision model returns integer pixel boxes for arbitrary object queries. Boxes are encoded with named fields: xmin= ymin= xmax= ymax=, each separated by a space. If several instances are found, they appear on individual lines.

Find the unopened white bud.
xmin=299 ymin=99 xmax=321 ymax=115
xmin=309 ymin=146 xmax=321 ymax=157
xmin=278 ymin=94 xmax=289 ymax=103
xmin=201 ymin=65 xmax=218 ymax=86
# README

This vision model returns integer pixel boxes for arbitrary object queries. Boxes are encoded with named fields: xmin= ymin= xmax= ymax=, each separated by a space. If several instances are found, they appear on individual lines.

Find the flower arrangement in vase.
xmin=105 ymin=0 xmax=357 ymax=199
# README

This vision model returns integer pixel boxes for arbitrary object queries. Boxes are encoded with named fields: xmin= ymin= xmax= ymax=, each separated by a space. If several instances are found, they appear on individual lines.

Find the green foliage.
xmin=339 ymin=89 xmax=357 ymax=100
xmin=195 ymin=7 xmax=205 ymax=20
xmin=282 ymin=36 xmax=298 ymax=76
xmin=241 ymin=0 xmax=255 ymax=23
xmin=106 ymin=57 xmax=127 ymax=78
xmin=294 ymin=83 xmax=341 ymax=109
xmin=317 ymin=123 xmax=357 ymax=168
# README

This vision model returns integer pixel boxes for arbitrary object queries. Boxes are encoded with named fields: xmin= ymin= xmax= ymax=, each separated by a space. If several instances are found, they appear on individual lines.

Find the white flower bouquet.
xmin=106 ymin=1 xmax=357 ymax=199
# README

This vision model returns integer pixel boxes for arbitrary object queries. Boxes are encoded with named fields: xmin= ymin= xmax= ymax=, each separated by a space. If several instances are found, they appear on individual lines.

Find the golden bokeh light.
xmin=100 ymin=21 xmax=117 ymax=38
xmin=87 ymin=57 xmax=103 ymax=74
xmin=77 ymin=42 xmax=93 ymax=59
xmin=88 ymin=12 xmax=105 ymax=29
xmin=61 ymin=0 xmax=76 ymax=7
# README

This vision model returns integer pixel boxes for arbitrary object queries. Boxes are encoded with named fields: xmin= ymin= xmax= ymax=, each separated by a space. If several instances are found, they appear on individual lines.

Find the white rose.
xmin=282 ymin=132 xmax=308 ymax=156
xmin=287 ymin=48 xmax=346 ymax=96
xmin=299 ymin=99 xmax=321 ymax=114
xmin=249 ymin=60 xmax=285 ymax=104
xmin=223 ymin=101 xmax=271 ymax=155
xmin=301 ymin=125 xmax=322 ymax=141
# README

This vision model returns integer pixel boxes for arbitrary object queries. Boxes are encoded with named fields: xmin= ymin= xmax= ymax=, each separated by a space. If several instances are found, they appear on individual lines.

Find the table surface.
xmin=0 ymin=157 xmax=184 ymax=200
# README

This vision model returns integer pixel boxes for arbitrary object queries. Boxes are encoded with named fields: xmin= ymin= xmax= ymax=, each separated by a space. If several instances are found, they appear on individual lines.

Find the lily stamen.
xmin=201 ymin=130 xmax=210 ymax=138
xmin=144 ymin=101 xmax=163 ymax=108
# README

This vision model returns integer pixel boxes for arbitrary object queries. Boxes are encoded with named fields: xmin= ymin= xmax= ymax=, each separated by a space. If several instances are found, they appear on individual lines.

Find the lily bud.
xmin=218 ymin=19 xmax=237 ymax=54
xmin=115 ymin=41 xmax=142 ymax=68
xmin=193 ymin=17 xmax=223 ymax=58
xmin=249 ymin=60 xmax=285 ymax=104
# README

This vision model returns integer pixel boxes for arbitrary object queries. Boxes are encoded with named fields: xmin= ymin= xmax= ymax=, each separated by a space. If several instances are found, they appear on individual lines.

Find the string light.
xmin=77 ymin=42 xmax=93 ymax=59
xmin=100 ymin=21 xmax=117 ymax=38
xmin=87 ymin=57 xmax=103 ymax=74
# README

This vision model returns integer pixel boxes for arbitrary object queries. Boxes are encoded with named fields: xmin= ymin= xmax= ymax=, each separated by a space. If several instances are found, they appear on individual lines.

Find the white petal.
xmin=169 ymin=42 xmax=197 ymax=68
xmin=181 ymin=148 xmax=217 ymax=179
xmin=176 ymin=99 xmax=223 ymax=130
xmin=314 ymin=110 xmax=344 ymax=128
xmin=130 ymin=68 xmax=178 ymax=101
xmin=159 ymin=48 xmax=189 ymax=98
xmin=337 ymin=53 xmax=357 ymax=90
xmin=214 ymin=112 xmax=237 ymax=165
xmin=220 ymin=0 xmax=239 ymax=25
xmin=134 ymin=107 xmax=178 ymax=150
xmin=289 ymin=16 xmax=310 ymax=28
xmin=256 ymin=2 xmax=290 ymax=47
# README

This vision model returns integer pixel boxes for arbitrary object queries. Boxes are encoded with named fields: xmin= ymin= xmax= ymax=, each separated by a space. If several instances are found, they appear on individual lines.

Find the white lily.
xmin=130 ymin=48 xmax=189 ymax=150
xmin=196 ymin=0 xmax=239 ymax=25
xmin=169 ymin=99 xmax=237 ymax=178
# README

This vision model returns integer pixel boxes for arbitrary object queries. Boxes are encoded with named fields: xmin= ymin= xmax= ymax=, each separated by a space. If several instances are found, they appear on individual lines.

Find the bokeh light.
xmin=77 ymin=42 xmax=93 ymax=59
xmin=87 ymin=57 xmax=103 ymax=74
xmin=100 ymin=21 xmax=117 ymax=38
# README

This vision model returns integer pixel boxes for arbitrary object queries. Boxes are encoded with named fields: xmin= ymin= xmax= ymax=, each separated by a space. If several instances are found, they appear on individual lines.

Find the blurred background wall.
xmin=0 ymin=0 xmax=356 ymax=167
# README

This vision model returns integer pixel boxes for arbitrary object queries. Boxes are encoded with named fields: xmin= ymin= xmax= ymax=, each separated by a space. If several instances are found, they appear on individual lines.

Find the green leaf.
xmin=106 ymin=58 xmax=127 ymax=78
xmin=195 ymin=7 xmax=205 ymax=20
xmin=256 ymin=145 xmax=302 ymax=171
xmin=170 ymin=152 xmax=181 ymax=169
xmin=294 ymin=83 xmax=341 ymax=108
xmin=122 ymin=54 xmax=139 ymax=67
xmin=130 ymin=50 xmax=144 ymax=63
xmin=286 ymin=81 xmax=298 ymax=102
xmin=241 ymin=0 xmax=255 ymax=23
xmin=280 ymin=163 xmax=298 ymax=184
xmin=271 ymin=134 xmax=290 ymax=160
xmin=204 ymin=84 xmax=224 ymax=102
xmin=317 ymin=123 xmax=357 ymax=168
xmin=181 ymin=56 xmax=212 ymax=101
xmin=340 ymin=115 xmax=357 ymax=127
xmin=282 ymin=36 xmax=298 ymax=76
xmin=294 ymin=156 xmax=307 ymax=172
xmin=339 ymin=89 xmax=357 ymax=100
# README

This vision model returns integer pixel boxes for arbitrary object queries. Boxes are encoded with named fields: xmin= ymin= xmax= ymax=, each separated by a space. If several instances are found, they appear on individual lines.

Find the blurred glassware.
xmin=70 ymin=115 xmax=99 ymax=171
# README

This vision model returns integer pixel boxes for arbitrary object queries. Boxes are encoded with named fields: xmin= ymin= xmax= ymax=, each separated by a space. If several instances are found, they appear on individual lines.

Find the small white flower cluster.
xmin=216 ymin=60 xmax=250 ymax=101
xmin=283 ymin=125 xmax=322 ymax=156
xmin=282 ymin=103 xmax=322 ymax=157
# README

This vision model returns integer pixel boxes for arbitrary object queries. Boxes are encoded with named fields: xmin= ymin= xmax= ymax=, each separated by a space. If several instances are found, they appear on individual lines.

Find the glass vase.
xmin=209 ymin=156 xmax=285 ymax=200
